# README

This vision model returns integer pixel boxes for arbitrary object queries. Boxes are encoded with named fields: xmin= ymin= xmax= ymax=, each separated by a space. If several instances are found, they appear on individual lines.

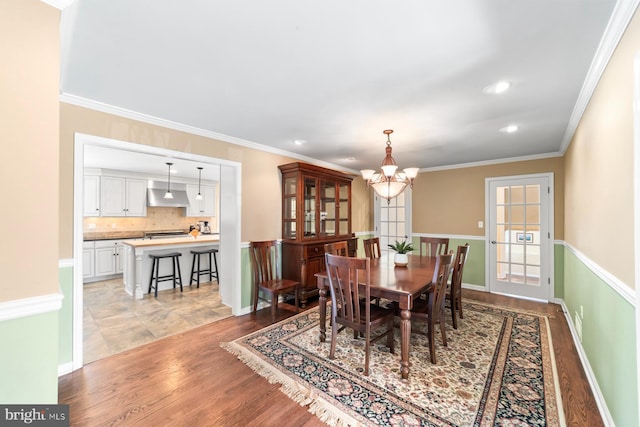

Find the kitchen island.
xmin=122 ymin=235 xmax=220 ymax=299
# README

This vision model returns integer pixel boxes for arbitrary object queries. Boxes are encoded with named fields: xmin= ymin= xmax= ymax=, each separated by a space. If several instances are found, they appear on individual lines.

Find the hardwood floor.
xmin=58 ymin=290 xmax=604 ymax=426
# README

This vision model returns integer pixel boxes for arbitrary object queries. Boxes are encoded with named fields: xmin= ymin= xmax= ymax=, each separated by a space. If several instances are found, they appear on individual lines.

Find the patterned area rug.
xmin=222 ymin=301 xmax=564 ymax=426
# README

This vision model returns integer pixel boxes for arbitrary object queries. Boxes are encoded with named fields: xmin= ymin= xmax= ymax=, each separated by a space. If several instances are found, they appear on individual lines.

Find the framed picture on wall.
xmin=516 ymin=232 xmax=533 ymax=243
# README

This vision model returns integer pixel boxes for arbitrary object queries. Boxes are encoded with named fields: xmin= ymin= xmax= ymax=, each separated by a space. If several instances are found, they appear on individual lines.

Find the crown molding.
xmin=560 ymin=0 xmax=640 ymax=154
xmin=59 ymin=93 xmax=359 ymax=175
xmin=419 ymin=152 xmax=563 ymax=173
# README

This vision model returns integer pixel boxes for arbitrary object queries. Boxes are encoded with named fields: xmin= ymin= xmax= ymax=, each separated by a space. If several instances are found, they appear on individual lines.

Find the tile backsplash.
xmin=83 ymin=207 xmax=217 ymax=233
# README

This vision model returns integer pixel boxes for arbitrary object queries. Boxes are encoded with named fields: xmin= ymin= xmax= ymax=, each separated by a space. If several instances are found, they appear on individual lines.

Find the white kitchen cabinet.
xmin=100 ymin=176 xmax=147 ymax=217
xmin=186 ymin=183 xmax=216 ymax=217
xmin=94 ymin=239 xmax=124 ymax=277
xmin=83 ymin=241 xmax=95 ymax=279
xmin=83 ymin=175 xmax=101 ymax=217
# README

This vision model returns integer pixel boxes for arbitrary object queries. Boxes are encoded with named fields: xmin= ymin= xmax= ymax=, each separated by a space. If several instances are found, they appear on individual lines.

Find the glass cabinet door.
xmin=304 ymin=177 xmax=317 ymax=238
xmin=320 ymin=180 xmax=336 ymax=237
xmin=283 ymin=176 xmax=297 ymax=239
xmin=338 ymin=182 xmax=349 ymax=235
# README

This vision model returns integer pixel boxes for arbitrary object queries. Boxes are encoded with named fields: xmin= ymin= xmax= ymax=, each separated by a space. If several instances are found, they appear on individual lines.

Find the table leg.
xmin=319 ymin=288 xmax=327 ymax=342
xmin=400 ymin=308 xmax=411 ymax=379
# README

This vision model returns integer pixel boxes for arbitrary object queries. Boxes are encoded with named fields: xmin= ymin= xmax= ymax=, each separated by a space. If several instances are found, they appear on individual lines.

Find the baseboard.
xmin=58 ymin=362 xmax=73 ymax=377
xmin=461 ymin=283 xmax=487 ymax=292
xmin=558 ymin=300 xmax=614 ymax=426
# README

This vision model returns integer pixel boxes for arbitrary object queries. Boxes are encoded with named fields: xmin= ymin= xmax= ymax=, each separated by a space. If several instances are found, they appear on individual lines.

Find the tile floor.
xmin=83 ymin=278 xmax=232 ymax=364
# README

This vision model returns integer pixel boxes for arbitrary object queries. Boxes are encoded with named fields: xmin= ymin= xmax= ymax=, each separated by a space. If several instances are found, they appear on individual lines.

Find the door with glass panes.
xmin=487 ymin=174 xmax=553 ymax=301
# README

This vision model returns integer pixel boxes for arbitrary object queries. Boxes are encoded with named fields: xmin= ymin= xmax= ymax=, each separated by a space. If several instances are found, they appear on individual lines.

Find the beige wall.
xmin=0 ymin=0 xmax=60 ymax=302
xmin=564 ymin=10 xmax=640 ymax=290
xmin=59 ymin=104 xmax=371 ymax=258
xmin=411 ymin=157 xmax=565 ymax=238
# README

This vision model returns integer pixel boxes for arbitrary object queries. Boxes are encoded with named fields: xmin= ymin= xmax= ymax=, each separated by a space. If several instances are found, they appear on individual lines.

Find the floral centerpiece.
xmin=388 ymin=240 xmax=414 ymax=267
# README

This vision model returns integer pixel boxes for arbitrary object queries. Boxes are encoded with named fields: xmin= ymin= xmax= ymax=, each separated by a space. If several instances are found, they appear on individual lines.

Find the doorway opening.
xmin=72 ymin=132 xmax=241 ymax=370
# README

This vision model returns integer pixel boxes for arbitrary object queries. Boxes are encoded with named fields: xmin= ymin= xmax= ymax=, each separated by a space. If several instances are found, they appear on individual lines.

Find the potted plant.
xmin=388 ymin=240 xmax=414 ymax=267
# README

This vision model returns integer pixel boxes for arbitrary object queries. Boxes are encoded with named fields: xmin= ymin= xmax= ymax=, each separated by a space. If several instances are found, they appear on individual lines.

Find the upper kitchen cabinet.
xmin=100 ymin=176 xmax=147 ymax=217
xmin=83 ymin=175 xmax=101 ymax=217
xmin=186 ymin=183 xmax=216 ymax=217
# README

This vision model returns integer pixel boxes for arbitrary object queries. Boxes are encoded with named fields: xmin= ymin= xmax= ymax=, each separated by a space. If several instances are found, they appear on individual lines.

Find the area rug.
xmin=222 ymin=301 xmax=565 ymax=426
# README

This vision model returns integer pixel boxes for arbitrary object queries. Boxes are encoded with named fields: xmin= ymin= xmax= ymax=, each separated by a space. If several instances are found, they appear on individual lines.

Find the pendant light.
xmin=360 ymin=130 xmax=419 ymax=204
xmin=195 ymin=167 xmax=203 ymax=200
xmin=164 ymin=162 xmax=174 ymax=199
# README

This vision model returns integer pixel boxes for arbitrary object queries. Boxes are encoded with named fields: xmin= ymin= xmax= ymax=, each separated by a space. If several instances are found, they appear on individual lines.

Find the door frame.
xmin=484 ymin=173 xmax=555 ymax=302
xmin=72 ymin=132 xmax=242 ymax=371
xmin=373 ymin=189 xmax=413 ymax=253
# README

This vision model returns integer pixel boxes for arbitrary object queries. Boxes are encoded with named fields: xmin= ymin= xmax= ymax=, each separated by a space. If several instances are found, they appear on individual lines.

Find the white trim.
xmin=561 ymin=241 xmax=635 ymax=307
xmin=559 ymin=300 xmax=615 ymax=426
xmin=0 ymin=293 xmax=63 ymax=322
xmin=59 ymin=258 xmax=74 ymax=269
xmin=60 ymin=94 xmax=358 ymax=175
xmin=58 ymin=362 xmax=73 ymax=377
xmin=420 ymin=152 xmax=563 ymax=173
xmin=412 ymin=232 xmax=484 ymax=241
xmin=560 ymin=0 xmax=640 ymax=154
xmin=461 ymin=283 xmax=487 ymax=292
xmin=40 ymin=0 xmax=75 ymax=9
xmin=354 ymin=231 xmax=375 ymax=237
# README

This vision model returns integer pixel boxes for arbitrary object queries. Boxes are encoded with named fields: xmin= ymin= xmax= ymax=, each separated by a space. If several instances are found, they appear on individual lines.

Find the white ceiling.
xmin=61 ymin=1 xmax=627 ymax=176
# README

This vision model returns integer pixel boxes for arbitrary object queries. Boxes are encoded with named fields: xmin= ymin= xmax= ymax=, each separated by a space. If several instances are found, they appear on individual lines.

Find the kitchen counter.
xmin=123 ymin=234 xmax=218 ymax=247
xmin=121 ymin=235 xmax=220 ymax=299
xmin=84 ymin=231 xmax=146 ymax=241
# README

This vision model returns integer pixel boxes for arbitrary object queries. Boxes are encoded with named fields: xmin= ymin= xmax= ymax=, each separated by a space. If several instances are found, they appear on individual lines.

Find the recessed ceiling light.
xmin=499 ymin=125 xmax=519 ymax=133
xmin=294 ymin=139 xmax=307 ymax=145
xmin=483 ymin=81 xmax=511 ymax=94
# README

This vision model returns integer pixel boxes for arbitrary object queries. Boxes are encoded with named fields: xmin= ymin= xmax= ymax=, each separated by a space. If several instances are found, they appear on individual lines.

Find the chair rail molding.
xmin=560 ymin=240 xmax=635 ymax=307
xmin=0 ymin=293 xmax=63 ymax=322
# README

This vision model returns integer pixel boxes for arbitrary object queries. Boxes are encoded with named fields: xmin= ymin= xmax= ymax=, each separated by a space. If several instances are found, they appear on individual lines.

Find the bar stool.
xmin=190 ymin=248 xmax=219 ymax=287
xmin=148 ymin=252 xmax=183 ymax=297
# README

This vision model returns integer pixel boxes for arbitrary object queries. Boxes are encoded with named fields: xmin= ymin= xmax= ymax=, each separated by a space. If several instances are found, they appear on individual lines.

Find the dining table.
xmin=315 ymin=253 xmax=438 ymax=380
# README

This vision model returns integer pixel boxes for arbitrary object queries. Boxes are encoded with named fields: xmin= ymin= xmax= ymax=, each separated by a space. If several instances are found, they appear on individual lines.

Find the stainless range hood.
xmin=147 ymin=181 xmax=191 ymax=208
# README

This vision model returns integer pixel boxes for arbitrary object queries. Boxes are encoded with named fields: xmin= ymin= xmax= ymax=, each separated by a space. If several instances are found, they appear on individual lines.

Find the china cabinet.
xmin=278 ymin=162 xmax=356 ymax=306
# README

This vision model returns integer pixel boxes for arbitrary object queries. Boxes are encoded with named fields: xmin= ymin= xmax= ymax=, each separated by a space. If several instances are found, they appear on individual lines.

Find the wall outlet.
xmin=477 ymin=220 xmax=484 ymax=228
xmin=574 ymin=312 xmax=582 ymax=342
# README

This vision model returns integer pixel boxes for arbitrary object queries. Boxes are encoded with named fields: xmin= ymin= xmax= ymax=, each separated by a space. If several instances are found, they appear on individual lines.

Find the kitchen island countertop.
xmin=122 ymin=234 xmax=219 ymax=248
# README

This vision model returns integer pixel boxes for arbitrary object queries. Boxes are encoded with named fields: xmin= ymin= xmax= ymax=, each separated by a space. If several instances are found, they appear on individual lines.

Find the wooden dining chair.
xmin=363 ymin=237 xmax=381 ymax=259
xmin=249 ymin=240 xmax=300 ymax=320
xmin=324 ymin=253 xmax=395 ymax=376
xmin=446 ymin=243 xmax=470 ymax=329
xmin=324 ymin=241 xmax=349 ymax=256
xmin=410 ymin=252 xmax=454 ymax=364
xmin=419 ymin=237 xmax=449 ymax=257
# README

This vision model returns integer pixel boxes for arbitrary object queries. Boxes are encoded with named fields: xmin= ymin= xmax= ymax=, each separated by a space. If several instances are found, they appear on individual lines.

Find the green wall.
xmin=0 ymin=311 xmax=59 ymax=403
xmin=409 ymin=237 xmax=486 ymax=288
xmin=563 ymin=246 xmax=638 ymax=427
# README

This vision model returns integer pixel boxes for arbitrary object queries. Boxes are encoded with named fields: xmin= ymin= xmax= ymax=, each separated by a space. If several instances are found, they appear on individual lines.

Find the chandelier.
xmin=360 ymin=130 xmax=419 ymax=204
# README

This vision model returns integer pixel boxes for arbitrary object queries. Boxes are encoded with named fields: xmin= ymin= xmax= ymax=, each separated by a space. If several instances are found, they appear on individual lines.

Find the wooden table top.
xmin=316 ymin=254 xmax=437 ymax=305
